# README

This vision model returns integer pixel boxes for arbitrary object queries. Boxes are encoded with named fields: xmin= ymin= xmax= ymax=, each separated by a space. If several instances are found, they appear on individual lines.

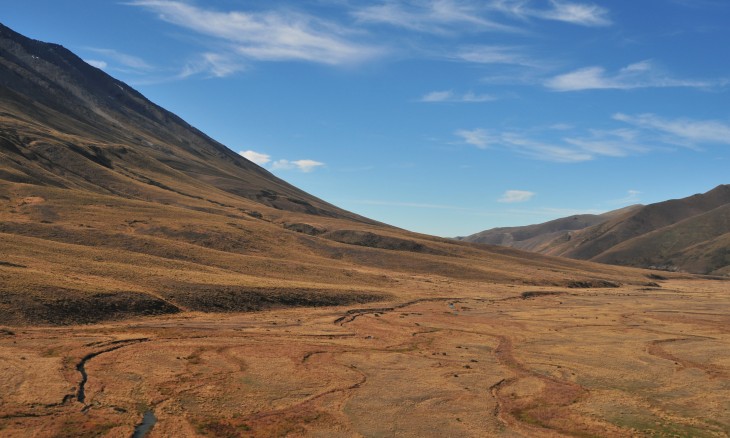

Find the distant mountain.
xmin=461 ymin=186 xmax=730 ymax=275
xmin=459 ymin=205 xmax=642 ymax=252
xmin=1 ymin=23 xmax=653 ymax=325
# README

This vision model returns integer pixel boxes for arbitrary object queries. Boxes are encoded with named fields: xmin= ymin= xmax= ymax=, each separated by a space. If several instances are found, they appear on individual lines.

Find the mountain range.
xmin=0 ymin=23 xmax=656 ymax=325
xmin=460 ymin=185 xmax=730 ymax=276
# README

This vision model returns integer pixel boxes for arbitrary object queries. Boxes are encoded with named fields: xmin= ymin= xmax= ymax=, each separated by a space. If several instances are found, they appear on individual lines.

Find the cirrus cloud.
xmin=272 ymin=159 xmax=325 ymax=173
xmin=498 ymin=190 xmax=536 ymax=203
xmin=420 ymin=90 xmax=496 ymax=102
xmin=546 ymin=60 xmax=714 ymax=91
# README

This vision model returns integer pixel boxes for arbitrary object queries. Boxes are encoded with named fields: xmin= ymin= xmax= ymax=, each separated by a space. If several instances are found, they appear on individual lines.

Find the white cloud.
xmin=272 ymin=159 xmax=325 ymax=172
xmin=420 ymin=90 xmax=495 ymax=102
xmin=454 ymin=45 xmax=537 ymax=67
xmin=563 ymin=128 xmax=649 ymax=157
xmin=455 ymin=128 xmax=493 ymax=148
xmin=454 ymin=126 xmax=650 ymax=162
xmin=239 ymin=150 xmax=271 ymax=165
xmin=240 ymin=151 xmax=324 ymax=172
xmin=498 ymin=190 xmax=536 ymax=203
xmin=352 ymin=1 xmax=519 ymax=34
xmin=179 ymin=52 xmax=244 ymax=78
xmin=546 ymin=60 xmax=713 ymax=91
xmin=352 ymin=0 xmax=610 ymax=34
xmin=84 ymin=59 xmax=108 ymax=69
xmin=539 ymin=0 xmax=612 ymax=26
xmin=85 ymin=48 xmax=154 ymax=71
xmin=490 ymin=0 xmax=611 ymax=27
xmin=500 ymin=132 xmax=595 ymax=162
xmin=613 ymin=113 xmax=730 ymax=145
xmin=129 ymin=0 xmax=381 ymax=73
xmin=421 ymin=90 xmax=454 ymax=102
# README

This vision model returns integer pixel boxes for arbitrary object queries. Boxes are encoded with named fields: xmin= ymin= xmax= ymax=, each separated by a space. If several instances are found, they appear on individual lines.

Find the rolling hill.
xmin=458 ymin=205 xmax=642 ymax=252
xmin=0 ymin=23 xmax=654 ymax=325
xmin=461 ymin=185 xmax=730 ymax=275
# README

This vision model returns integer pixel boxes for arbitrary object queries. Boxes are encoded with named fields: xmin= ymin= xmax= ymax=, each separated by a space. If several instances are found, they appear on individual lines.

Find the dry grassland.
xmin=1 ymin=278 xmax=728 ymax=437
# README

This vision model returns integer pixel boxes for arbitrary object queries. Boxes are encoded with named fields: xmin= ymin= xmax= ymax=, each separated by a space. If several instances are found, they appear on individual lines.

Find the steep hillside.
xmin=0 ymin=23 xmax=371 ymax=221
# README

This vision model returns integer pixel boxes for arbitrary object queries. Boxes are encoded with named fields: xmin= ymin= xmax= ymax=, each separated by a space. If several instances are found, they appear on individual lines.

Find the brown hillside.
xmin=592 ymin=203 xmax=730 ymax=275
xmin=552 ymin=184 xmax=730 ymax=262
xmin=463 ymin=185 xmax=730 ymax=274
xmin=460 ymin=205 xmax=642 ymax=252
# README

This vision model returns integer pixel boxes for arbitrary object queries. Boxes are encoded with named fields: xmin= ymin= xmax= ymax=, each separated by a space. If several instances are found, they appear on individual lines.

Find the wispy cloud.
xmin=490 ymin=0 xmax=611 ymax=27
xmin=455 ymin=128 xmax=493 ymax=148
xmin=239 ymin=150 xmax=324 ymax=172
xmin=455 ymin=110 xmax=730 ymax=163
xmin=420 ymin=90 xmax=496 ymax=102
xmin=563 ymin=128 xmax=649 ymax=157
xmin=128 ymin=0 xmax=382 ymax=78
xmin=84 ymin=48 xmax=154 ymax=72
xmin=498 ymin=190 xmax=536 ymax=203
xmin=498 ymin=132 xmax=595 ymax=162
xmin=609 ymin=189 xmax=642 ymax=205
xmin=455 ymin=125 xmax=649 ymax=162
xmin=352 ymin=0 xmax=610 ymax=34
xmin=454 ymin=45 xmax=537 ymax=66
xmin=84 ymin=59 xmax=108 ymax=69
xmin=352 ymin=1 xmax=519 ymax=34
xmin=180 ymin=52 xmax=244 ymax=78
xmin=613 ymin=113 xmax=730 ymax=146
xmin=239 ymin=150 xmax=271 ymax=165
xmin=546 ymin=60 xmax=714 ymax=91
xmin=272 ymin=159 xmax=325 ymax=173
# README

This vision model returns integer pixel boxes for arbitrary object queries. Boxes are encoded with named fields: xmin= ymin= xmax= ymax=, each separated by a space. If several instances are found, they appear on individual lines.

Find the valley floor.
xmin=1 ymin=278 xmax=728 ymax=437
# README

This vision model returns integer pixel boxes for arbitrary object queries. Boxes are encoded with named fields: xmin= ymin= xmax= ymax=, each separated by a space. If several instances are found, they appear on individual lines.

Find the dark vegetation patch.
xmin=160 ymin=285 xmax=388 ymax=313
xmin=135 ymin=225 xmax=251 ymax=253
xmin=0 ymin=261 xmax=26 ymax=268
xmin=520 ymin=291 xmax=565 ymax=299
xmin=65 ymin=143 xmax=113 ymax=169
xmin=324 ymin=230 xmax=446 ymax=255
xmin=0 ymin=289 xmax=180 ymax=325
xmin=647 ymin=273 xmax=668 ymax=281
xmin=194 ymin=419 xmax=246 ymax=438
xmin=239 ymin=209 xmax=263 ymax=219
xmin=565 ymin=280 xmax=620 ymax=288
xmin=284 ymin=222 xmax=326 ymax=236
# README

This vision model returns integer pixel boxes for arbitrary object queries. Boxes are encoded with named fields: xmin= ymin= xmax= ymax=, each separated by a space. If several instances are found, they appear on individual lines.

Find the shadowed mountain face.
xmin=0 ymin=23 xmax=652 ymax=325
xmin=462 ymin=186 xmax=730 ymax=275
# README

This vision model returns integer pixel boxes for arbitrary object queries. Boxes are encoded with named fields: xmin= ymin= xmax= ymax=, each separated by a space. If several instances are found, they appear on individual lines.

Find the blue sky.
xmin=4 ymin=0 xmax=729 ymax=236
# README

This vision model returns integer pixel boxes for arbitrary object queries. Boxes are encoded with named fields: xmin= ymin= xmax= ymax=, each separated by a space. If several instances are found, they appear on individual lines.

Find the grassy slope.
xmin=592 ymin=203 xmax=730 ymax=274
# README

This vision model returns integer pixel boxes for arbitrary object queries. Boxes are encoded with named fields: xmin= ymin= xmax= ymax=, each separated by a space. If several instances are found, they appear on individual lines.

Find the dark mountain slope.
xmin=0 ymin=22 xmax=371 ymax=221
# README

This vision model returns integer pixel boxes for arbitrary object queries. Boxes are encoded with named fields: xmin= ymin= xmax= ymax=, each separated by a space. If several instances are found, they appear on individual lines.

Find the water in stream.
xmin=132 ymin=410 xmax=157 ymax=438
